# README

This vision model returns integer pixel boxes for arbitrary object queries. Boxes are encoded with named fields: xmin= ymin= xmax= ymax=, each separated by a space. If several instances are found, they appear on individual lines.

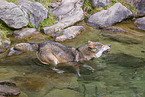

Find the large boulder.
xmin=18 ymin=0 xmax=48 ymax=28
xmin=49 ymin=0 xmax=84 ymax=20
xmin=0 ymin=0 xmax=28 ymax=29
xmin=13 ymin=28 xmax=39 ymax=39
xmin=134 ymin=17 xmax=145 ymax=31
xmin=42 ymin=0 xmax=84 ymax=34
xmin=88 ymin=2 xmax=134 ymax=28
xmin=91 ymin=0 xmax=111 ymax=8
xmin=52 ymin=26 xmax=85 ymax=41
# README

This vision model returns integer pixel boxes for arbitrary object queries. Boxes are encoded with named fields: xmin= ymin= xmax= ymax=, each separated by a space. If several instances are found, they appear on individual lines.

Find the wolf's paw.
xmin=57 ymin=70 xmax=65 ymax=73
xmin=52 ymin=67 xmax=64 ymax=73
xmin=83 ymin=64 xmax=95 ymax=72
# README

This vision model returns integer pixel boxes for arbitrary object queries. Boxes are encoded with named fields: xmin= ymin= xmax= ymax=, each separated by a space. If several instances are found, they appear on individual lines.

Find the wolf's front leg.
xmin=74 ymin=65 xmax=81 ymax=77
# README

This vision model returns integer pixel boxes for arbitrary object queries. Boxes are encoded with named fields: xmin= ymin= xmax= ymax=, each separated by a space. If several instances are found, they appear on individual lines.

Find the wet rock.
xmin=88 ymin=3 xmax=134 ymax=27
xmin=52 ymin=26 xmax=85 ymax=41
xmin=42 ymin=0 xmax=84 ymax=34
xmin=0 ymin=80 xmax=21 ymax=96
xmin=134 ymin=17 xmax=145 ymax=31
xmin=0 ymin=0 xmax=28 ymax=29
xmin=44 ymin=89 xmax=81 ymax=97
xmin=91 ymin=0 xmax=111 ymax=8
xmin=18 ymin=0 xmax=48 ymax=28
xmin=13 ymin=28 xmax=39 ymax=39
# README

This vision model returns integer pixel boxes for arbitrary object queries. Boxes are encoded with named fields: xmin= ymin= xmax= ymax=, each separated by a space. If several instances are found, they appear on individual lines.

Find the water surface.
xmin=0 ymin=21 xmax=145 ymax=97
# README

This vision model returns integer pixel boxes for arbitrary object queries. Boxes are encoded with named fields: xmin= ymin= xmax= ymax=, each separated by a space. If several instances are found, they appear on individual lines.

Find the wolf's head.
xmin=87 ymin=41 xmax=111 ymax=58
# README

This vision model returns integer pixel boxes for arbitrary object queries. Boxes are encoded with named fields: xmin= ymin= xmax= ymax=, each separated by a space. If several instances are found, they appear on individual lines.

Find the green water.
xmin=0 ymin=21 xmax=145 ymax=97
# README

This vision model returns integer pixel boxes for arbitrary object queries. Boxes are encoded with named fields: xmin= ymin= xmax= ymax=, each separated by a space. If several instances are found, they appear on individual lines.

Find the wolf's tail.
xmin=14 ymin=43 xmax=39 ymax=52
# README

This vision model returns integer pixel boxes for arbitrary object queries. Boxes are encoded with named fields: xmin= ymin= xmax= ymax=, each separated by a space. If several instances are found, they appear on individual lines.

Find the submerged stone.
xmin=44 ymin=89 xmax=81 ymax=97
xmin=0 ymin=80 xmax=21 ymax=96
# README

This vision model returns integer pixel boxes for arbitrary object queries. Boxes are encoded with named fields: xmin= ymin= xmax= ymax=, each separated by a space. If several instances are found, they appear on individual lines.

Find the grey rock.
xmin=91 ymin=0 xmax=111 ymax=8
xmin=49 ymin=0 xmax=84 ymax=20
xmin=0 ymin=80 xmax=21 ymax=96
xmin=88 ymin=2 xmax=134 ymax=27
xmin=124 ymin=0 xmax=145 ymax=16
xmin=52 ymin=26 xmax=85 ymax=41
xmin=42 ymin=0 xmax=84 ymax=34
xmin=18 ymin=0 xmax=48 ymax=28
xmin=13 ymin=28 xmax=39 ymax=39
xmin=0 ymin=0 xmax=28 ymax=29
xmin=134 ymin=17 xmax=145 ymax=31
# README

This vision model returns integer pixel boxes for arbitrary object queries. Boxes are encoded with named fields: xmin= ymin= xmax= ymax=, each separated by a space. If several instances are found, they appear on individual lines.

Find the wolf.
xmin=8 ymin=41 xmax=111 ymax=76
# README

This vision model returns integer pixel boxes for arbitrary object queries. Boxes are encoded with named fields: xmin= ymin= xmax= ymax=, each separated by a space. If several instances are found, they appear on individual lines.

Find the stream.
xmin=0 ymin=21 xmax=145 ymax=97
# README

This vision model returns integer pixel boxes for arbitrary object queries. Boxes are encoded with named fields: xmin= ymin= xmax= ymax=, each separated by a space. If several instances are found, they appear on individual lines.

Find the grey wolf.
xmin=9 ymin=41 xmax=111 ymax=76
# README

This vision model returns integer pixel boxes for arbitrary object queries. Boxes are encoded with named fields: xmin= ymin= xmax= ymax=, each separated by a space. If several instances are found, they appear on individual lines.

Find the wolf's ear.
xmin=88 ymin=41 xmax=93 ymax=44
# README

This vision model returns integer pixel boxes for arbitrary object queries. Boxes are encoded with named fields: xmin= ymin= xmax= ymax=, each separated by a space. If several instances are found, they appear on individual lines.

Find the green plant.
xmin=38 ymin=13 xmax=56 ymax=29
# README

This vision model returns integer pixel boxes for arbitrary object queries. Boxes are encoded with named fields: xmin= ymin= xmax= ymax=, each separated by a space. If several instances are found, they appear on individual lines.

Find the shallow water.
xmin=0 ymin=21 xmax=145 ymax=97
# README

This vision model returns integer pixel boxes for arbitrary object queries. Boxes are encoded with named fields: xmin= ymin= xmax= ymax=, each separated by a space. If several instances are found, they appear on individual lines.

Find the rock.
xmin=44 ymin=89 xmax=81 ymax=97
xmin=0 ymin=80 xmax=21 ymax=96
xmin=18 ymin=0 xmax=48 ymax=28
xmin=133 ymin=0 xmax=145 ymax=16
xmin=88 ymin=2 xmax=134 ymax=28
xmin=0 ymin=0 xmax=28 ymax=29
xmin=42 ymin=0 xmax=84 ymax=34
xmin=91 ymin=0 xmax=111 ymax=8
xmin=124 ymin=0 xmax=145 ymax=16
xmin=134 ymin=17 xmax=145 ymax=31
xmin=52 ymin=26 xmax=85 ymax=41
xmin=13 ymin=28 xmax=39 ymax=39
xmin=49 ymin=0 xmax=84 ymax=20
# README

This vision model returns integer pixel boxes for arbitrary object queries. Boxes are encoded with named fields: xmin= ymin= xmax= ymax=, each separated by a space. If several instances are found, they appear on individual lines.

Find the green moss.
xmin=38 ymin=13 xmax=56 ymax=29
xmin=0 ymin=22 xmax=11 ymax=39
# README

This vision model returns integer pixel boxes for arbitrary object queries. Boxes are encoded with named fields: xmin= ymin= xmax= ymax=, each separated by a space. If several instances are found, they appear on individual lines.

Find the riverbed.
xmin=0 ymin=21 xmax=145 ymax=97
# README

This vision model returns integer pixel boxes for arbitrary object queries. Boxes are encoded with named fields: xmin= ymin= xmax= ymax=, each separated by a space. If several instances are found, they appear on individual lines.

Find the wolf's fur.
xmin=9 ymin=41 xmax=111 ymax=76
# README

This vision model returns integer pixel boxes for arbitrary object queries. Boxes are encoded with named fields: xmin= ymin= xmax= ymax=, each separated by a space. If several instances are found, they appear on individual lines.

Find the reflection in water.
xmin=0 ymin=22 xmax=145 ymax=97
